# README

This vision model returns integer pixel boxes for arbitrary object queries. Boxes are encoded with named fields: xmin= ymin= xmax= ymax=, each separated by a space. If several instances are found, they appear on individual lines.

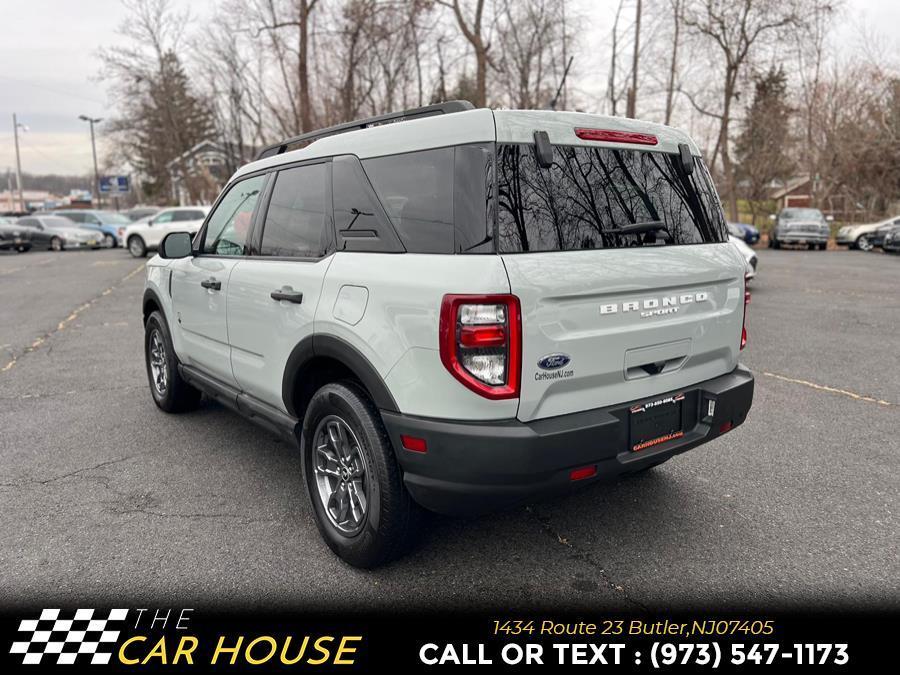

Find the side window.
xmin=154 ymin=211 xmax=175 ymax=224
xmin=19 ymin=217 xmax=38 ymax=228
xmin=202 ymin=175 xmax=265 ymax=255
xmin=260 ymin=163 xmax=331 ymax=258
xmin=64 ymin=213 xmax=85 ymax=223
xmin=362 ymin=148 xmax=454 ymax=253
xmin=332 ymin=155 xmax=403 ymax=253
xmin=172 ymin=210 xmax=201 ymax=222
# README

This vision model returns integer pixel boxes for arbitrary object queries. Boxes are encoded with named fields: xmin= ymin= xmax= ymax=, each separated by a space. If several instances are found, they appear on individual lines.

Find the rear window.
xmin=496 ymin=143 xmax=726 ymax=253
xmin=361 ymin=145 xmax=493 ymax=253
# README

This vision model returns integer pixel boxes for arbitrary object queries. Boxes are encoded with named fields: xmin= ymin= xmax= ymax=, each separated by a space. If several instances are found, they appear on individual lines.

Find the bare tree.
xmin=663 ymin=0 xmax=682 ymax=125
xmin=437 ymin=0 xmax=493 ymax=107
xmin=682 ymin=0 xmax=801 ymax=220
xmin=626 ymin=0 xmax=642 ymax=118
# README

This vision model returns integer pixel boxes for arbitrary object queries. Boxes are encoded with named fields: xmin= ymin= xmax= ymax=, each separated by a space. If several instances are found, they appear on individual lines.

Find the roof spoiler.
xmin=254 ymin=100 xmax=476 ymax=161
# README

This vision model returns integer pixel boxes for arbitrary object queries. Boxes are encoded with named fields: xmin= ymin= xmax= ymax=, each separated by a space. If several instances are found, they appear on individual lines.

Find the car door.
xmin=18 ymin=218 xmax=48 ymax=245
xmin=144 ymin=210 xmax=175 ymax=248
xmin=227 ymin=161 xmax=334 ymax=411
xmin=169 ymin=174 xmax=266 ymax=387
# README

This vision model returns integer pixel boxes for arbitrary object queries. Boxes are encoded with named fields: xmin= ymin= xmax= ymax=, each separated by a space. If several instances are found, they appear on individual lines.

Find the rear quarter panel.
xmin=317 ymin=252 xmax=518 ymax=420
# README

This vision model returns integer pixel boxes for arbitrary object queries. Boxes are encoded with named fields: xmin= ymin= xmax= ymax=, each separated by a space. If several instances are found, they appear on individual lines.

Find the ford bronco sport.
xmin=142 ymin=101 xmax=754 ymax=568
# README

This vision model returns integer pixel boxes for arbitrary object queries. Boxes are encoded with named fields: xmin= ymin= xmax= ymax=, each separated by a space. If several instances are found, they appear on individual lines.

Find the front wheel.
xmin=301 ymin=382 xmax=423 ymax=568
xmin=104 ymin=233 xmax=116 ymax=248
xmin=144 ymin=310 xmax=201 ymax=413
xmin=857 ymin=235 xmax=873 ymax=252
xmin=128 ymin=235 xmax=147 ymax=258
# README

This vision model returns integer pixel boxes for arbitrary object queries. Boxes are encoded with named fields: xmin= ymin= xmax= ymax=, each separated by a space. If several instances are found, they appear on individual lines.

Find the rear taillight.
xmin=741 ymin=276 xmax=750 ymax=350
xmin=439 ymin=294 xmax=521 ymax=400
xmin=574 ymin=128 xmax=658 ymax=145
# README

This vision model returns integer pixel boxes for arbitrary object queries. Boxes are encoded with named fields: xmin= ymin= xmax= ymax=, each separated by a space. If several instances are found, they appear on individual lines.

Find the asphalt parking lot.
xmin=1 ymin=246 xmax=897 ymax=611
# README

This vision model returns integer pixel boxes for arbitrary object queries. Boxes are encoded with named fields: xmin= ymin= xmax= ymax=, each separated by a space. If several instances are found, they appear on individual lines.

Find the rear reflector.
xmin=574 ymin=128 xmax=658 ymax=145
xmin=569 ymin=465 xmax=597 ymax=481
xmin=400 ymin=435 xmax=427 ymax=453
xmin=741 ymin=276 xmax=751 ymax=350
xmin=719 ymin=421 xmax=733 ymax=434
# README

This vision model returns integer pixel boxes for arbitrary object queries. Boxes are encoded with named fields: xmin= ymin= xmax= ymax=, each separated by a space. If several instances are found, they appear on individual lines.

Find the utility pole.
xmin=78 ymin=115 xmax=103 ymax=208
xmin=12 ymin=114 xmax=25 ymax=212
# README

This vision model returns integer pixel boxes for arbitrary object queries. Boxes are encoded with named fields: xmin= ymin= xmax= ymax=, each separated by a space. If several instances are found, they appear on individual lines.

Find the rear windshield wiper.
xmin=604 ymin=220 xmax=669 ymax=236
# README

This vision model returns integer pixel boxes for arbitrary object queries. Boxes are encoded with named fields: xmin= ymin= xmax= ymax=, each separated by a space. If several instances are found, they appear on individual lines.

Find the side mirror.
xmin=159 ymin=231 xmax=193 ymax=259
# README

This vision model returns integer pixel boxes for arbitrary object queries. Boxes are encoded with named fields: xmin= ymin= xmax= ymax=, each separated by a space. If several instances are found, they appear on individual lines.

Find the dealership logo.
xmin=537 ymin=353 xmax=571 ymax=370
xmin=9 ymin=608 xmax=128 ymax=665
xmin=600 ymin=291 xmax=710 ymax=319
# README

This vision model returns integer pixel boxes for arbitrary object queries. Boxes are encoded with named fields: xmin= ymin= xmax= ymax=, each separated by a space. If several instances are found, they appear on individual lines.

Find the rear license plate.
xmin=630 ymin=393 xmax=685 ymax=452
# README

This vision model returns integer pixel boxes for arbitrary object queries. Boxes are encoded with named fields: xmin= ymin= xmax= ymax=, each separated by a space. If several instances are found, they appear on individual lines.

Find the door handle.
xmin=200 ymin=278 xmax=221 ymax=290
xmin=270 ymin=288 xmax=303 ymax=304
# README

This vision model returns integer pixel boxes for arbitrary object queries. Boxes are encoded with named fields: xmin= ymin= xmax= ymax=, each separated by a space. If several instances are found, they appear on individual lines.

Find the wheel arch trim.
xmin=282 ymin=335 xmax=399 ymax=417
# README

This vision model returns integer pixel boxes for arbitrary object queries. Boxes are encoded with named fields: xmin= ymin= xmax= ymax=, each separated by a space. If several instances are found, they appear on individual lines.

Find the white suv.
xmin=141 ymin=102 xmax=754 ymax=567
xmin=123 ymin=206 xmax=209 ymax=257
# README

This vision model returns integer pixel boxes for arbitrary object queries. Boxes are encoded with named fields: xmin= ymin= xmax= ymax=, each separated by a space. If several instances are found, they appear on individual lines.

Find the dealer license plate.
xmin=629 ymin=393 xmax=685 ymax=452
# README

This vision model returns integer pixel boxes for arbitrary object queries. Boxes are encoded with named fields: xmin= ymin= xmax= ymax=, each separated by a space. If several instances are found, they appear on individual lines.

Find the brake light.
xmin=439 ymin=294 xmax=521 ymax=400
xmin=574 ymin=128 xmax=658 ymax=145
xmin=741 ymin=276 xmax=750 ymax=350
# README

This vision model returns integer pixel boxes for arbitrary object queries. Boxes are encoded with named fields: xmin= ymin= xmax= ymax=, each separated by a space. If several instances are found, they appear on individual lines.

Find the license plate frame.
xmin=629 ymin=393 xmax=685 ymax=452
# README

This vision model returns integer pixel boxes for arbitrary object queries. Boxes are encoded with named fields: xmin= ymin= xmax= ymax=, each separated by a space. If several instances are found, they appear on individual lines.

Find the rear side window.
xmin=362 ymin=145 xmax=493 ymax=253
xmin=496 ymin=143 xmax=726 ymax=252
xmin=332 ymin=155 xmax=403 ymax=253
xmin=260 ymin=163 xmax=332 ymax=257
xmin=173 ymin=210 xmax=204 ymax=222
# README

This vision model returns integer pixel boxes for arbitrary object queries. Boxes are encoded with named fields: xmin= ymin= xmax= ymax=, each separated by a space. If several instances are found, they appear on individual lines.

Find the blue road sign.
xmin=99 ymin=176 xmax=130 ymax=194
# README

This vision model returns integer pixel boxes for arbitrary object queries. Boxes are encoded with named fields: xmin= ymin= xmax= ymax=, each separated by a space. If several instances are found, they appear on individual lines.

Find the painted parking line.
xmin=0 ymin=263 xmax=145 ymax=373
xmin=763 ymin=371 xmax=894 ymax=407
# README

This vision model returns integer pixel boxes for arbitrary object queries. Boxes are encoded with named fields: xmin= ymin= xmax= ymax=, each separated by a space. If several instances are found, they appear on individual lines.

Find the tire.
xmin=128 ymin=235 xmax=147 ymax=258
xmin=819 ymin=242 xmax=827 ymax=251
xmin=857 ymin=235 xmax=873 ymax=252
xmin=772 ymin=238 xmax=781 ymax=250
xmin=144 ymin=310 xmax=201 ymax=413
xmin=50 ymin=236 xmax=63 ymax=252
xmin=807 ymin=243 xmax=816 ymax=251
xmin=104 ymin=233 xmax=116 ymax=248
xmin=16 ymin=244 xmax=31 ymax=253
xmin=301 ymin=381 xmax=424 ymax=568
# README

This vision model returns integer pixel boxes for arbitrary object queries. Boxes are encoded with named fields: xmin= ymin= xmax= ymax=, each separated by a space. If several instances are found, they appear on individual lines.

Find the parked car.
xmin=727 ymin=221 xmax=760 ymax=245
xmin=51 ymin=209 xmax=132 ymax=248
xmin=122 ymin=206 xmax=209 ymax=257
xmin=0 ymin=217 xmax=33 ymax=252
xmin=125 ymin=206 xmax=161 ymax=222
xmin=835 ymin=215 xmax=900 ymax=250
xmin=16 ymin=215 xmax=103 ymax=251
xmin=865 ymin=222 xmax=900 ymax=250
xmin=142 ymin=101 xmax=753 ymax=567
xmin=769 ymin=207 xmax=830 ymax=250
xmin=882 ymin=226 xmax=900 ymax=254
xmin=730 ymin=235 xmax=758 ymax=281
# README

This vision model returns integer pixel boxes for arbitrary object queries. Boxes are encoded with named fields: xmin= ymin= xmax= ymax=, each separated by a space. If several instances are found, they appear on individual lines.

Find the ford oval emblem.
xmin=538 ymin=353 xmax=571 ymax=370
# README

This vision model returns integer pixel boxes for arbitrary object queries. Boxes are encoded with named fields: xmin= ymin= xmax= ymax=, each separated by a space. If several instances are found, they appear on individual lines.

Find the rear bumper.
xmin=382 ymin=365 xmax=754 ymax=516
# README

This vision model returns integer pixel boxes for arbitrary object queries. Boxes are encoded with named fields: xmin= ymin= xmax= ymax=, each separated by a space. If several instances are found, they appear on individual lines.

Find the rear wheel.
xmin=50 ymin=236 xmax=63 ymax=252
xmin=772 ymin=238 xmax=781 ymax=250
xmin=301 ymin=382 xmax=424 ymax=568
xmin=857 ymin=235 xmax=873 ymax=252
xmin=128 ymin=235 xmax=147 ymax=258
xmin=16 ymin=244 xmax=31 ymax=253
xmin=144 ymin=310 xmax=201 ymax=413
xmin=104 ymin=233 xmax=116 ymax=248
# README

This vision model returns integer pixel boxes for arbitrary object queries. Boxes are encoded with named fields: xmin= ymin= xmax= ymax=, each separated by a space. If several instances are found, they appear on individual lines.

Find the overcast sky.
xmin=1 ymin=0 xmax=898 ymax=178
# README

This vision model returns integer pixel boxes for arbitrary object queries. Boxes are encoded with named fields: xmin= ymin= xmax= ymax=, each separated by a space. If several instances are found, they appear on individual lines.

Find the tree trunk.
xmin=664 ymin=0 xmax=680 ymax=126
xmin=298 ymin=0 xmax=313 ymax=132
xmin=720 ymin=71 xmax=739 ymax=222
xmin=626 ymin=0 xmax=641 ymax=118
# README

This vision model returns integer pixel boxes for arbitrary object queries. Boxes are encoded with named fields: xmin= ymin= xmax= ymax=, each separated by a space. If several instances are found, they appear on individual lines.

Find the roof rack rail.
xmin=254 ymin=100 xmax=476 ymax=161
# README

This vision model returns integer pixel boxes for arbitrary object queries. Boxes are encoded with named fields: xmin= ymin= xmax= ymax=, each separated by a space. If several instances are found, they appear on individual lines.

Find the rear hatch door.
xmin=494 ymin=137 xmax=746 ymax=422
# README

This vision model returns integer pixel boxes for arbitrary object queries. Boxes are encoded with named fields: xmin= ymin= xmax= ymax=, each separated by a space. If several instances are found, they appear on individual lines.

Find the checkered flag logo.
xmin=10 ymin=609 xmax=128 ymax=665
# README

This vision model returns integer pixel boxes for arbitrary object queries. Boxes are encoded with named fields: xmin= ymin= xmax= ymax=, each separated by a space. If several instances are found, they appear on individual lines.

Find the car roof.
xmin=157 ymin=206 xmax=209 ymax=212
xmin=234 ymin=108 xmax=701 ymax=182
